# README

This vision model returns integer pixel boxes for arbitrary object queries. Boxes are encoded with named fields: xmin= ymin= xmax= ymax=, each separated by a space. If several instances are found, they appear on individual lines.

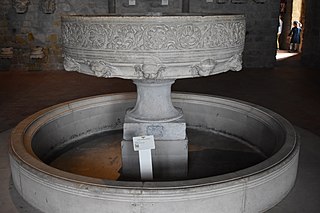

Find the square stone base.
xmin=123 ymin=117 xmax=186 ymax=141
xmin=121 ymin=139 xmax=188 ymax=180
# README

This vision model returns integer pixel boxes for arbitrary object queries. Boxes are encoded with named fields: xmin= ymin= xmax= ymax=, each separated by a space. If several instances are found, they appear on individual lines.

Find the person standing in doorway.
xmin=288 ymin=21 xmax=302 ymax=52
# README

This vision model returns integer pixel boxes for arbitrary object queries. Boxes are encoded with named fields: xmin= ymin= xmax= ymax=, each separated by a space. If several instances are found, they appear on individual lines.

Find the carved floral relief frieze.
xmin=62 ymin=15 xmax=245 ymax=80
xmin=62 ymin=21 xmax=245 ymax=51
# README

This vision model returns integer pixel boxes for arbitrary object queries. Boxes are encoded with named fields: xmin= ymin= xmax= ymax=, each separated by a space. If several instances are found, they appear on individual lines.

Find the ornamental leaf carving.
xmin=191 ymin=59 xmax=217 ymax=77
xmin=87 ymin=24 xmax=107 ymax=48
xmin=62 ymin=20 xmax=245 ymax=51
xmin=177 ymin=24 xmax=201 ymax=49
xmin=134 ymin=63 xmax=166 ymax=79
xmin=62 ymin=23 xmax=86 ymax=47
xmin=64 ymin=56 xmax=81 ymax=72
xmin=227 ymin=54 xmax=242 ymax=71
xmin=143 ymin=25 xmax=175 ymax=50
xmin=63 ymin=56 xmax=117 ymax=78
xmin=88 ymin=60 xmax=115 ymax=77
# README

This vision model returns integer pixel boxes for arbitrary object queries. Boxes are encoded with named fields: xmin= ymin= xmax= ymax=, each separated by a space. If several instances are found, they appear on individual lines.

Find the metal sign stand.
xmin=133 ymin=135 xmax=155 ymax=180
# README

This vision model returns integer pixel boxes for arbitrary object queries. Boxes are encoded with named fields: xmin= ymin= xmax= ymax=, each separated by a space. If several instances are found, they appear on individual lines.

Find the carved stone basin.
xmin=62 ymin=14 xmax=246 ymax=126
xmin=62 ymin=14 xmax=245 ymax=79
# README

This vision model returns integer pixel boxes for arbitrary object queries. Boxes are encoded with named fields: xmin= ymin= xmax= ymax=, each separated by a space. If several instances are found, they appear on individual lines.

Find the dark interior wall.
xmin=302 ymin=0 xmax=320 ymax=68
xmin=189 ymin=0 xmax=279 ymax=68
xmin=279 ymin=0 xmax=293 ymax=50
xmin=0 ymin=0 xmax=280 ymax=71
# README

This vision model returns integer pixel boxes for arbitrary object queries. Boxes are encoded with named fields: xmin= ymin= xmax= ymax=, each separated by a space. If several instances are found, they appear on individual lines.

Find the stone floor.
xmin=1 ymin=52 xmax=320 ymax=212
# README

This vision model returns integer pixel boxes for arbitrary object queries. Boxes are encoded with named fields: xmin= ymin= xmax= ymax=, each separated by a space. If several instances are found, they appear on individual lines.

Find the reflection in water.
xmin=50 ymin=128 xmax=266 ymax=181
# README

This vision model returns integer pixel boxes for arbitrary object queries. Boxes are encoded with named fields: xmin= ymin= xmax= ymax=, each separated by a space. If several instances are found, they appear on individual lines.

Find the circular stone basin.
xmin=9 ymin=93 xmax=299 ymax=213
xmin=49 ymin=128 xmax=267 ymax=181
xmin=62 ymin=14 xmax=245 ymax=79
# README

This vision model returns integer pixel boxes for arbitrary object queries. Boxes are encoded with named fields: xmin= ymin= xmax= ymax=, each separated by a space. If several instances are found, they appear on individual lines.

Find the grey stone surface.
xmin=1 ymin=0 xmax=287 ymax=70
xmin=121 ymin=139 xmax=188 ymax=179
xmin=0 ymin=0 xmax=109 ymax=71
xmin=2 ymin=127 xmax=320 ymax=213
xmin=189 ymin=0 xmax=279 ymax=68
xmin=62 ymin=15 xmax=245 ymax=79
xmin=120 ymin=79 xmax=189 ymax=179
xmin=12 ymin=0 xmax=31 ymax=14
xmin=123 ymin=118 xmax=186 ymax=140
xmin=125 ymin=80 xmax=184 ymax=122
xmin=8 ymin=93 xmax=299 ymax=213
xmin=301 ymin=0 xmax=320 ymax=68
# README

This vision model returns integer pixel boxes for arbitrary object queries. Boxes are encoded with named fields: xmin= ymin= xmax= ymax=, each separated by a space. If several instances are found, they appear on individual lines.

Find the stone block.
xmin=121 ymin=139 xmax=188 ymax=180
xmin=123 ymin=117 xmax=186 ymax=140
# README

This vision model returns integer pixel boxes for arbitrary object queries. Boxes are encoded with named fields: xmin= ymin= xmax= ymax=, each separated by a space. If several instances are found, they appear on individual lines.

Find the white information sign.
xmin=133 ymin=135 xmax=155 ymax=151
xmin=161 ymin=0 xmax=169 ymax=5
xmin=129 ymin=0 xmax=136 ymax=6
xmin=133 ymin=135 xmax=155 ymax=180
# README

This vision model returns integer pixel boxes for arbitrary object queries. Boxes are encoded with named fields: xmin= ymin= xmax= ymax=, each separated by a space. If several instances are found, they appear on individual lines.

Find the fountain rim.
xmin=62 ymin=13 xmax=245 ymax=21
xmin=10 ymin=92 xmax=298 ymax=190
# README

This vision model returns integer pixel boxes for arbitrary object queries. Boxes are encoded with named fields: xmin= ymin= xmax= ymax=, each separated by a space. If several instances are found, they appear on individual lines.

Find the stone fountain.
xmin=62 ymin=14 xmax=245 ymax=179
xmin=9 ymin=14 xmax=299 ymax=213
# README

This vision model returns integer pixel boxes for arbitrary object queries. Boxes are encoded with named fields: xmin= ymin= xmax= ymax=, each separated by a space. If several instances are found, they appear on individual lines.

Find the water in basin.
xmin=49 ymin=127 xmax=266 ymax=181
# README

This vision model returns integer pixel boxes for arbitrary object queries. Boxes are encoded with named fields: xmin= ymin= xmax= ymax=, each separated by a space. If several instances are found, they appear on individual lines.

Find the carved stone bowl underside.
xmin=62 ymin=15 xmax=245 ymax=80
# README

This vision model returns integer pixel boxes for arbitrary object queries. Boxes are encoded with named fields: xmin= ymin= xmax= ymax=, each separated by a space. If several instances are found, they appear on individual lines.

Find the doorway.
xmin=276 ymin=0 xmax=305 ymax=61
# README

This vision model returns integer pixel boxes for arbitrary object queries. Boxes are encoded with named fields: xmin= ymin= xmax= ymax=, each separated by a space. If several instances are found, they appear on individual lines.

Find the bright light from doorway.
xmin=276 ymin=50 xmax=298 ymax=61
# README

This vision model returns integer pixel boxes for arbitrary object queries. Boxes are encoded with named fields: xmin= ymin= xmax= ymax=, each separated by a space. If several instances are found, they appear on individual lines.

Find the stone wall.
xmin=1 ymin=0 xmax=280 ymax=71
xmin=0 ymin=0 xmax=109 ymax=71
xmin=279 ymin=0 xmax=293 ymax=51
xmin=302 ymin=0 xmax=320 ymax=68
xmin=189 ymin=0 xmax=279 ymax=68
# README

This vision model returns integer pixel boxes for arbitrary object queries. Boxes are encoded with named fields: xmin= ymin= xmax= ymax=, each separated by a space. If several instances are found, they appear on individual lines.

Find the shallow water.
xmin=50 ymin=127 xmax=266 ymax=181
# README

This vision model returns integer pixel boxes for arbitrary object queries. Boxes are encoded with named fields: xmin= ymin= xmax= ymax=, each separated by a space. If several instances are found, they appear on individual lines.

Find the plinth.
xmin=121 ymin=80 xmax=188 ymax=179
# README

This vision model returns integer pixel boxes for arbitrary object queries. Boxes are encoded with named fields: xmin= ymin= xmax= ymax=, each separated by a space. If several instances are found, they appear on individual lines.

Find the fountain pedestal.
xmin=122 ymin=79 xmax=188 ymax=179
xmin=61 ymin=14 xmax=246 ymax=180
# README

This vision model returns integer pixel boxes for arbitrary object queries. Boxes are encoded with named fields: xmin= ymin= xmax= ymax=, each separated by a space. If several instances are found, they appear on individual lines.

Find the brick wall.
xmin=1 ymin=0 xmax=280 ymax=71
